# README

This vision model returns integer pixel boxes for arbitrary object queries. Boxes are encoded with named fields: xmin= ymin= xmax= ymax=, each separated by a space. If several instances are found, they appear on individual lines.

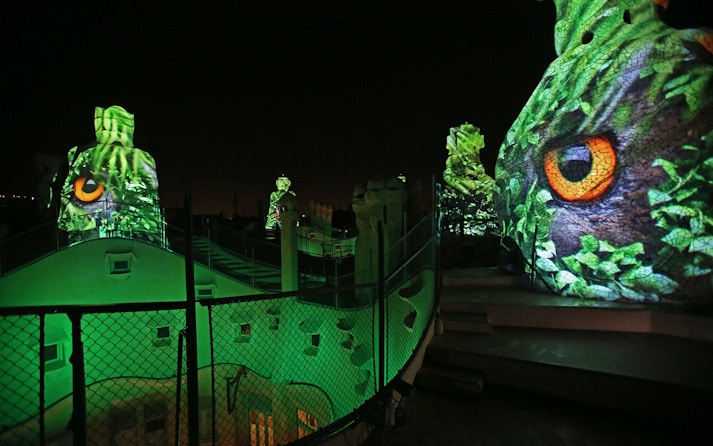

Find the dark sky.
xmin=0 ymin=1 xmax=709 ymax=215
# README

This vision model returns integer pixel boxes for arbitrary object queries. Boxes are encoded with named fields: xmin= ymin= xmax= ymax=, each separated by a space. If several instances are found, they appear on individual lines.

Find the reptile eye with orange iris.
xmin=73 ymin=177 xmax=105 ymax=202
xmin=543 ymin=136 xmax=616 ymax=201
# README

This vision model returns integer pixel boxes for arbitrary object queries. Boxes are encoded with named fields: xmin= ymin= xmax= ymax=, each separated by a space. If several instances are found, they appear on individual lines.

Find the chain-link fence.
xmin=0 ymin=305 xmax=191 ymax=446
xmin=0 ymin=314 xmax=41 ymax=445
xmin=204 ymin=286 xmax=377 ymax=445
xmin=384 ymin=213 xmax=439 ymax=383
xmin=82 ymin=309 xmax=189 ymax=446
xmin=0 ymin=212 xmax=439 ymax=445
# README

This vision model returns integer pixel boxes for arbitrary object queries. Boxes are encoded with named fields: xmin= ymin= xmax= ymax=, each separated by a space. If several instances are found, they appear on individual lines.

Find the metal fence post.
xmin=175 ymin=329 xmax=185 ymax=446
xmin=433 ymin=176 xmax=442 ymax=300
xmin=251 ymin=245 xmax=256 ymax=289
xmin=377 ymin=220 xmax=385 ymax=392
xmin=184 ymin=195 xmax=200 ymax=445
xmin=39 ymin=313 xmax=46 ymax=445
xmin=70 ymin=311 xmax=87 ymax=446
xmin=208 ymin=306 xmax=217 ymax=446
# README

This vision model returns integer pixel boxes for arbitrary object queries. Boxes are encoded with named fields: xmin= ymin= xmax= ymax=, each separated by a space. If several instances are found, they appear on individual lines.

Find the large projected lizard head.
xmin=494 ymin=0 xmax=713 ymax=303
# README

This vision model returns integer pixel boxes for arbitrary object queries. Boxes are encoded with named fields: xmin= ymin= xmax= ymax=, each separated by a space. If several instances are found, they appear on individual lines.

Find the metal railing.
xmin=0 ymin=201 xmax=167 ymax=277
xmin=297 ymin=227 xmax=357 ymax=259
xmin=0 ymin=220 xmax=64 ymax=276
xmin=1 ymin=216 xmax=345 ymax=291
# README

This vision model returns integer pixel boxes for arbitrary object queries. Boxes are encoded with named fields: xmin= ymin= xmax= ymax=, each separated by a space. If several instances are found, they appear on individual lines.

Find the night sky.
xmin=1 ymin=1 xmax=709 ymax=215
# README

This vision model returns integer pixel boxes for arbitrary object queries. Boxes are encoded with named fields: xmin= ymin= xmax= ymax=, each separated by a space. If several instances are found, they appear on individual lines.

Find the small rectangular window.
xmin=308 ymin=414 xmax=318 ymax=429
xmin=197 ymin=288 xmax=213 ymax=297
xmin=145 ymin=418 xmax=165 ymax=433
xmin=43 ymin=342 xmax=66 ymax=371
xmin=297 ymin=409 xmax=318 ymax=437
xmin=304 ymin=334 xmax=320 ymax=356
xmin=144 ymin=401 xmax=167 ymax=434
xmin=250 ymin=411 xmax=274 ymax=446
xmin=44 ymin=343 xmax=59 ymax=362
xmin=153 ymin=326 xmax=171 ymax=347
xmin=42 ymin=342 xmax=67 ymax=372
xmin=111 ymin=259 xmax=130 ymax=274
xmin=297 ymin=409 xmax=307 ymax=424
xmin=236 ymin=323 xmax=251 ymax=343
xmin=270 ymin=317 xmax=280 ymax=331
xmin=106 ymin=251 xmax=135 ymax=275
xmin=145 ymin=401 xmax=167 ymax=417
xmin=199 ymin=396 xmax=214 ymax=441
xmin=111 ymin=405 xmax=136 ymax=431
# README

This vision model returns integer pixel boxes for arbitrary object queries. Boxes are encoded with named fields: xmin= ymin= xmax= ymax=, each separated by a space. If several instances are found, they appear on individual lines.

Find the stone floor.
xmin=362 ymin=384 xmax=711 ymax=446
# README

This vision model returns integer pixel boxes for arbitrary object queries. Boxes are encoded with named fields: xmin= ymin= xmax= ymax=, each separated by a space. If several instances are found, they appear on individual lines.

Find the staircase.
xmin=416 ymin=266 xmax=713 ymax=422
xmin=192 ymin=237 xmax=327 ymax=292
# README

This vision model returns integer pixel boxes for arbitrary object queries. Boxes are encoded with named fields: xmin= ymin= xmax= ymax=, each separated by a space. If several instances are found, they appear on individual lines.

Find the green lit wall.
xmin=494 ymin=0 xmax=713 ymax=304
xmin=0 ymin=238 xmax=262 ymax=443
xmin=0 ymin=238 xmax=257 ymax=307
xmin=0 ymin=236 xmax=435 ymax=444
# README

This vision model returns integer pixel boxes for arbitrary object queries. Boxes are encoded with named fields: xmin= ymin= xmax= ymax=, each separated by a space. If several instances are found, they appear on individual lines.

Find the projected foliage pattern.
xmin=494 ymin=0 xmax=713 ymax=303
xmin=58 ymin=106 xmax=163 ymax=244
xmin=265 ymin=175 xmax=296 ymax=231
xmin=440 ymin=123 xmax=497 ymax=236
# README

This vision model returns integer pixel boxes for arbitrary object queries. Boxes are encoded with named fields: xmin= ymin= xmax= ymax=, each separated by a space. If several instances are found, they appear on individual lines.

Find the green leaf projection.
xmin=494 ymin=0 xmax=713 ymax=304
xmin=265 ymin=175 xmax=297 ymax=231
xmin=58 ymin=106 xmax=164 ymax=245
xmin=440 ymin=123 xmax=497 ymax=236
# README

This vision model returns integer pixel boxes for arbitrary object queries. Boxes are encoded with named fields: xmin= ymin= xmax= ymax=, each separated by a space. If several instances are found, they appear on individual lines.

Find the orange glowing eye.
xmin=73 ymin=177 xmax=105 ymax=202
xmin=544 ymin=136 xmax=616 ymax=201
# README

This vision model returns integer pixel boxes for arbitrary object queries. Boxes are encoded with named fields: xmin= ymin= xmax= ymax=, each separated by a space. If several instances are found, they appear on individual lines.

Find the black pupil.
xmin=83 ymin=179 xmax=99 ymax=193
xmin=558 ymin=145 xmax=592 ymax=182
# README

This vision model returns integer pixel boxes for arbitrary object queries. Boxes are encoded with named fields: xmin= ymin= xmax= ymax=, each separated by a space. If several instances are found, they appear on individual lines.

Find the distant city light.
xmin=0 ymin=194 xmax=35 ymax=200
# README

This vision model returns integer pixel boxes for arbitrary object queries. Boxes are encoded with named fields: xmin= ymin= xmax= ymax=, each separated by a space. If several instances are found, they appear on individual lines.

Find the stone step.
xmin=414 ymin=363 xmax=484 ymax=398
xmin=439 ymin=288 xmax=651 ymax=332
xmin=423 ymin=328 xmax=713 ymax=420
xmin=442 ymin=267 xmax=520 ymax=288
xmin=438 ymin=287 xmax=713 ymax=341
xmin=439 ymin=311 xmax=492 ymax=334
